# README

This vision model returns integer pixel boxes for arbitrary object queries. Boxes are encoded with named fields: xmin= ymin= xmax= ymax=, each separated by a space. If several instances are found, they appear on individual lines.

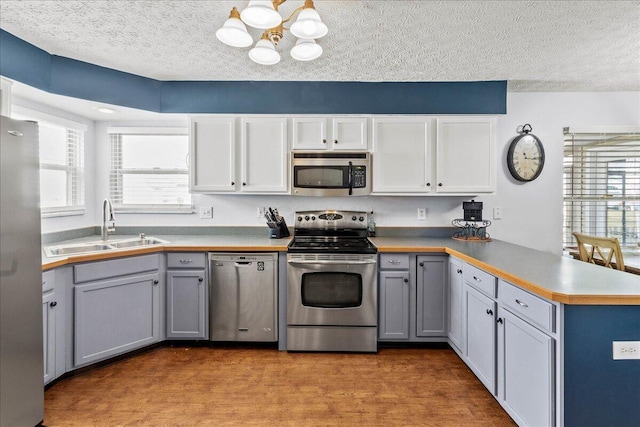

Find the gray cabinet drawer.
xmin=167 ymin=252 xmax=206 ymax=269
xmin=42 ymin=269 xmax=55 ymax=292
xmin=74 ymin=254 xmax=159 ymax=283
xmin=463 ymin=263 xmax=496 ymax=298
xmin=379 ymin=254 xmax=410 ymax=270
xmin=499 ymin=280 xmax=555 ymax=333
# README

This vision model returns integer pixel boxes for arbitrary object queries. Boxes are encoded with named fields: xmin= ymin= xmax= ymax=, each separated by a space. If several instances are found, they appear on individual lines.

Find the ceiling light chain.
xmin=216 ymin=0 xmax=328 ymax=65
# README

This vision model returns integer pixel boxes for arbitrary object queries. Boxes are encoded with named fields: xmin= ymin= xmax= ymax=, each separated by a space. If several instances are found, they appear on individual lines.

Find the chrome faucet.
xmin=101 ymin=198 xmax=116 ymax=241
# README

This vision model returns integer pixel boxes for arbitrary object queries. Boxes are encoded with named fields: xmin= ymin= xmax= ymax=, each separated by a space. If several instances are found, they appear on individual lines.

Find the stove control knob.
xmin=359 ymin=216 xmax=365 ymax=221
xmin=311 ymin=216 xmax=316 ymax=221
xmin=297 ymin=216 xmax=302 ymax=222
xmin=305 ymin=215 xmax=310 ymax=221
xmin=352 ymin=216 xmax=357 ymax=221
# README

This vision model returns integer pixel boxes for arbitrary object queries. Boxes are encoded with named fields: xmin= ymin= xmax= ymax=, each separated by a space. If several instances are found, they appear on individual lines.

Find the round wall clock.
xmin=507 ymin=124 xmax=545 ymax=182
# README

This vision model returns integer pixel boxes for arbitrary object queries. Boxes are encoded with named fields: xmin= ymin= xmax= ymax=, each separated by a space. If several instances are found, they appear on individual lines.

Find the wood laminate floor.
xmin=44 ymin=345 xmax=516 ymax=426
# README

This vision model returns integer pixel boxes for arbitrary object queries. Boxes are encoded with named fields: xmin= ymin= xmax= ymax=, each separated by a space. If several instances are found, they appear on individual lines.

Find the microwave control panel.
xmin=353 ymin=167 xmax=367 ymax=188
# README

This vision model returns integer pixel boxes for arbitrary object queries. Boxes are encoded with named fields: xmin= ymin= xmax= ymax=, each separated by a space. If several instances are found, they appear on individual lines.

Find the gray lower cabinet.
xmin=464 ymin=283 xmax=497 ymax=394
xmin=42 ymin=290 xmax=56 ymax=384
xmin=416 ymin=255 xmax=447 ymax=337
xmin=378 ymin=270 xmax=410 ymax=340
xmin=447 ymin=257 xmax=464 ymax=353
xmin=166 ymin=252 xmax=208 ymax=340
xmin=73 ymin=254 xmax=161 ymax=367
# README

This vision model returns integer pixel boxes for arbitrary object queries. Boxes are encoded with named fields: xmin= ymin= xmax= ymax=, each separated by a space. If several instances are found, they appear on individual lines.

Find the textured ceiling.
xmin=1 ymin=1 xmax=639 ymax=92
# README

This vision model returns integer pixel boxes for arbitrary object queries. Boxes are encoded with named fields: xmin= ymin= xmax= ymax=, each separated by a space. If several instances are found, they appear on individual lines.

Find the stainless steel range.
xmin=287 ymin=210 xmax=378 ymax=352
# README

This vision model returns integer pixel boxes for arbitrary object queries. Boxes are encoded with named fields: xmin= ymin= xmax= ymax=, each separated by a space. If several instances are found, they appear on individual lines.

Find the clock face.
xmin=507 ymin=134 xmax=545 ymax=182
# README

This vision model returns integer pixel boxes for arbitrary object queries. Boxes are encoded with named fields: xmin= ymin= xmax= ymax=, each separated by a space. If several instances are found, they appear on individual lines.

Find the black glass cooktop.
xmin=288 ymin=237 xmax=377 ymax=254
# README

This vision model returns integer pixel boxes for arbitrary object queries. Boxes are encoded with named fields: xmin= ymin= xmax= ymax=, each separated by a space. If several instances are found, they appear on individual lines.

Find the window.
xmin=563 ymin=127 xmax=640 ymax=248
xmin=108 ymin=128 xmax=191 ymax=212
xmin=12 ymin=107 xmax=86 ymax=215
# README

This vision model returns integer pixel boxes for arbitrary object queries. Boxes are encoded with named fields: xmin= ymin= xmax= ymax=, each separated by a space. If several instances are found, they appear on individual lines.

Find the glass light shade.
xmin=249 ymin=39 xmax=281 ymax=65
xmin=241 ymin=1 xmax=282 ymax=29
xmin=290 ymin=8 xmax=328 ymax=39
xmin=290 ymin=38 xmax=323 ymax=61
xmin=216 ymin=17 xmax=253 ymax=48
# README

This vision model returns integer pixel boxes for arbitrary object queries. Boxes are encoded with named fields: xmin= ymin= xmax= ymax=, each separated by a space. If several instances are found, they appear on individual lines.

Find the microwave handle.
xmin=348 ymin=161 xmax=353 ymax=195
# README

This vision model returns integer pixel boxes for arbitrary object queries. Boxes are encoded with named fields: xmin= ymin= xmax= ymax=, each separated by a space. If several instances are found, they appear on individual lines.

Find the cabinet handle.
xmin=497 ymin=318 xmax=504 ymax=324
xmin=486 ymin=309 xmax=493 ymax=315
xmin=243 ymin=182 xmax=246 ymax=186
xmin=515 ymin=299 xmax=529 ymax=308
xmin=231 ymin=181 xmax=235 ymax=186
xmin=50 ymin=301 xmax=57 ymax=308
xmin=322 ymin=139 xmax=327 ymax=144
xmin=403 ymin=278 xmax=409 ymax=283
xmin=419 ymin=262 xmax=424 ymax=267
xmin=179 ymin=259 xmax=192 ymax=264
xmin=198 ymin=277 xmax=204 ymax=282
xmin=438 ymin=183 xmax=443 ymax=187
xmin=334 ymin=139 xmax=338 ymax=144
xmin=473 ymin=276 xmax=482 ymax=282
xmin=426 ymin=183 xmax=431 ymax=187
xmin=387 ymin=260 xmax=401 ymax=264
xmin=153 ymin=280 xmax=159 ymax=285
xmin=456 ymin=269 xmax=462 ymax=274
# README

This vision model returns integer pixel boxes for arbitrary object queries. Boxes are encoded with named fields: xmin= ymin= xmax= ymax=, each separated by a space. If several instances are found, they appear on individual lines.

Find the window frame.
xmin=108 ymin=127 xmax=192 ymax=213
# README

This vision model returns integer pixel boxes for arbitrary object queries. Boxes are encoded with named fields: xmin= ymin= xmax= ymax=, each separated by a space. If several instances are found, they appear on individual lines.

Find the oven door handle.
xmin=287 ymin=259 xmax=376 ymax=265
xmin=348 ymin=161 xmax=353 ymax=196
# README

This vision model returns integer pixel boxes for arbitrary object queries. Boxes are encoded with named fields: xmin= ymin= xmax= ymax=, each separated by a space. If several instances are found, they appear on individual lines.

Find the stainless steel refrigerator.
xmin=0 ymin=116 xmax=44 ymax=426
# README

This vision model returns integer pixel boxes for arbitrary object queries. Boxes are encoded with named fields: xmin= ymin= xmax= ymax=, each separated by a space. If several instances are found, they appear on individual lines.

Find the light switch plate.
xmin=613 ymin=341 xmax=640 ymax=360
xmin=199 ymin=206 xmax=213 ymax=219
xmin=493 ymin=207 xmax=502 ymax=220
xmin=417 ymin=208 xmax=427 ymax=221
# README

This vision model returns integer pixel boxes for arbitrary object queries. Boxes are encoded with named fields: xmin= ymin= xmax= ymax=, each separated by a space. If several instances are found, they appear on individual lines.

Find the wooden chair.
xmin=573 ymin=232 xmax=625 ymax=271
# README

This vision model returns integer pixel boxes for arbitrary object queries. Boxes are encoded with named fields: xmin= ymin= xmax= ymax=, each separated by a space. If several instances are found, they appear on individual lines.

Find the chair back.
xmin=573 ymin=232 xmax=625 ymax=271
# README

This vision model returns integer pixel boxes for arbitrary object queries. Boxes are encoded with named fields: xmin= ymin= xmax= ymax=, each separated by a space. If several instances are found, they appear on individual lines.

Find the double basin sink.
xmin=44 ymin=237 xmax=169 ymax=257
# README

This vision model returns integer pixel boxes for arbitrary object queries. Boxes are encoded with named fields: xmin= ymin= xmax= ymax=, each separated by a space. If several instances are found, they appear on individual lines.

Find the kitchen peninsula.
xmin=42 ymin=230 xmax=640 ymax=427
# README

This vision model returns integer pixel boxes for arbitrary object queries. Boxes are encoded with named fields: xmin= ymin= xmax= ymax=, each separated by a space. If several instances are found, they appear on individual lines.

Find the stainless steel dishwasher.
xmin=209 ymin=253 xmax=278 ymax=342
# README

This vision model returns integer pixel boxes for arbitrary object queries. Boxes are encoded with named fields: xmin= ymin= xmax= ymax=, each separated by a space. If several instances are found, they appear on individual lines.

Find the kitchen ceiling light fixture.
xmin=216 ymin=0 xmax=328 ymax=65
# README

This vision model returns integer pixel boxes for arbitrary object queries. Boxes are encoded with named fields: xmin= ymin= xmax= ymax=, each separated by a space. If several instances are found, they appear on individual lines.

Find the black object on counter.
xmin=463 ymin=199 xmax=483 ymax=221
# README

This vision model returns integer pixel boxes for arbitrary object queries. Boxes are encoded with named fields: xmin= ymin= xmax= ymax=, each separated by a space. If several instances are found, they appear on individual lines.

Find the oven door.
xmin=287 ymin=254 xmax=377 ymax=326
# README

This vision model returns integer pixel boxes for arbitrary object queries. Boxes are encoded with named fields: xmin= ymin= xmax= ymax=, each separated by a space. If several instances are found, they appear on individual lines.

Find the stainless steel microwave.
xmin=291 ymin=152 xmax=370 ymax=196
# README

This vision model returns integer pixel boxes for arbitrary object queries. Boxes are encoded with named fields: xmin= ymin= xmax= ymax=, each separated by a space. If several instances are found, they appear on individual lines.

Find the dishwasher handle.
xmin=234 ymin=261 xmax=253 ymax=267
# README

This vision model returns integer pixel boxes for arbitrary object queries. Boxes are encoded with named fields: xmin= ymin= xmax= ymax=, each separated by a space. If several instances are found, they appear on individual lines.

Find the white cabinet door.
xmin=372 ymin=117 xmax=433 ymax=193
xmin=465 ymin=283 xmax=497 ymax=394
xmin=190 ymin=117 xmax=236 ymax=192
xmin=448 ymin=257 xmax=465 ymax=353
xmin=332 ymin=117 xmax=368 ymax=150
xmin=292 ymin=117 xmax=328 ymax=150
xmin=240 ymin=117 xmax=288 ymax=193
xmin=436 ymin=117 xmax=496 ymax=193
xmin=498 ymin=308 xmax=555 ymax=427
xmin=42 ymin=291 xmax=56 ymax=384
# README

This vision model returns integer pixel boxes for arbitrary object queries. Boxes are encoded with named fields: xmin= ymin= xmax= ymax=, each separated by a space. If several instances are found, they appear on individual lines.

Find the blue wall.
xmin=1 ymin=29 xmax=506 ymax=115
xmin=564 ymin=305 xmax=640 ymax=426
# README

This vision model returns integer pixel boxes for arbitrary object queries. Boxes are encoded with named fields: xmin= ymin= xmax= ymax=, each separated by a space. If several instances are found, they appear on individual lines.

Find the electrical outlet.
xmin=613 ymin=341 xmax=640 ymax=360
xmin=493 ymin=207 xmax=503 ymax=220
xmin=257 ymin=207 xmax=266 ymax=218
xmin=199 ymin=206 xmax=213 ymax=219
xmin=417 ymin=208 xmax=427 ymax=221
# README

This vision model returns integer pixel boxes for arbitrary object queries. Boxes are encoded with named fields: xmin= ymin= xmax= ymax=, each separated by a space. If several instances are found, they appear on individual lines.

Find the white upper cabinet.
xmin=371 ymin=117 xmax=433 ymax=194
xmin=190 ymin=116 xmax=236 ymax=192
xmin=292 ymin=117 xmax=368 ymax=150
xmin=436 ymin=117 xmax=496 ymax=193
xmin=240 ymin=117 xmax=289 ymax=193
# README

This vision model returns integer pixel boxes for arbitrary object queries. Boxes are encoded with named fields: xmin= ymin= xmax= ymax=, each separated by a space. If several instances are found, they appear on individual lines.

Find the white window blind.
xmin=563 ymin=127 xmax=640 ymax=248
xmin=108 ymin=128 xmax=191 ymax=212
xmin=11 ymin=107 xmax=85 ymax=215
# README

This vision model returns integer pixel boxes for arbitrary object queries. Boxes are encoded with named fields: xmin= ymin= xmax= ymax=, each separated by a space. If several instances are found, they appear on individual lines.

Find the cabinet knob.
xmin=242 ymin=182 xmax=246 ymax=186
xmin=198 ymin=277 xmax=204 ymax=282
xmin=153 ymin=280 xmax=159 ymax=285
xmin=438 ymin=183 xmax=443 ymax=187
xmin=419 ymin=262 xmax=424 ymax=267
xmin=231 ymin=181 xmax=235 ymax=186
xmin=497 ymin=318 xmax=504 ymax=324
xmin=486 ymin=309 xmax=493 ymax=316
xmin=403 ymin=278 xmax=409 ymax=283
xmin=426 ymin=183 xmax=431 ymax=187
xmin=334 ymin=140 xmax=338 ymax=144
xmin=50 ymin=301 xmax=57 ymax=308
xmin=457 ymin=269 xmax=462 ymax=274
xmin=322 ymin=139 xmax=327 ymax=144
